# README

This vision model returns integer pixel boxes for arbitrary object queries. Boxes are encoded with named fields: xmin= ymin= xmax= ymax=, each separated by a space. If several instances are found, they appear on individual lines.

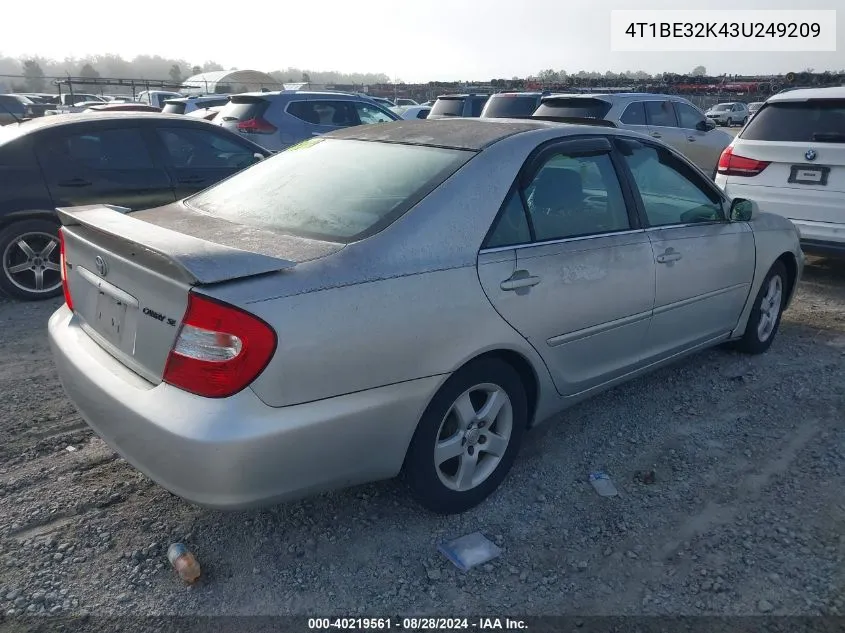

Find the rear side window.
xmin=0 ymin=96 xmax=27 ymax=116
xmin=37 ymin=128 xmax=154 ymax=171
xmin=187 ymin=138 xmax=473 ymax=243
xmin=741 ymin=100 xmax=845 ymax=143
xmin=218 ymin=96 xmax=269 ymax=121
xmin=430 ymin=98 xmax=465 ymax=117
xmin=162 ymin=102 xmax=186 ymax=115
xmin=533 ymin=98 xmax=612 ymax=120
xmin=288 ymin=100 xmax=358 ymax=126
xmin=481 ymin=95 xmax=539 ymax=118
xmin=644 ymin=100 xmax=677 ymax=127
xmin=620 ymin=102 xmax=646 ymax=125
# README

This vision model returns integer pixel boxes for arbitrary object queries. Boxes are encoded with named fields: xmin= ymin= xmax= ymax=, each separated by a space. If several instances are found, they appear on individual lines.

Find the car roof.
xmin=327 ymin=118 xmax=604 ymax=151
xmin=768 ymin=86 xmax=845 ymax=102
xmin=4 ymin=111 xmax=205 ymax=134
xmin=234 ymin=90 xmax=362 ymax=99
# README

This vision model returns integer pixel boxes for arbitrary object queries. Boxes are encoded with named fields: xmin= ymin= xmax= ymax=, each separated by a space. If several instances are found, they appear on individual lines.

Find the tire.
xmin=735 ymin=261 xmax=788 ymax=355
xmin=726 ymin=117 xmax=733 ymax=127
xmin=402 ymin=358 xmax=527 ymax=514
xmin=0 ymin=219 xmax=63 ymax=301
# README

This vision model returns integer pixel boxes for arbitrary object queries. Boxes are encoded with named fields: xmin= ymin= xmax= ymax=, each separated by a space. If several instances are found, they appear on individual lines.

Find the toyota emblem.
xmin=94 ymin=256 xmax=108 ymax=277
xmin=805 ymin=148 xmax=817 ymax=162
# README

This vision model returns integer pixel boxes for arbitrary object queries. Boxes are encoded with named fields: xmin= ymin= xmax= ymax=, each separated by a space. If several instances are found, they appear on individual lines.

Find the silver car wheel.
xmin=2 ymin=232 xmax=62 ymax=294
xmin=434 ymin=383 xmax=513 ymax=492
xmin=757 ymin=275 xmax=783 ymax=342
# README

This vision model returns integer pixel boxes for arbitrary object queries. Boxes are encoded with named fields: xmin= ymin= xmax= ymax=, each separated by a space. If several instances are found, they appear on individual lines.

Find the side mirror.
xmin=697 ymin=119 xmax=716 ymax=132
xmin=730 ymin=198 xmax=757 ymax=222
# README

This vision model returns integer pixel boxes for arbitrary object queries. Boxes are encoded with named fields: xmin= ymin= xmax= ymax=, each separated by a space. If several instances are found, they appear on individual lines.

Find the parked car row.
xmin=0 ymin=112 xmax=270 ymax=299
xmin=423 ymin=91 xmax=734 ymax=177
xmin=5 ymin=84 xmax=838 ymax=517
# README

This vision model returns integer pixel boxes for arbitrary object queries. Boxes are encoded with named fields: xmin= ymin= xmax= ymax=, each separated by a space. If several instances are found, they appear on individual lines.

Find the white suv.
xmin=715 ymin=86 xmax=845 ymax=256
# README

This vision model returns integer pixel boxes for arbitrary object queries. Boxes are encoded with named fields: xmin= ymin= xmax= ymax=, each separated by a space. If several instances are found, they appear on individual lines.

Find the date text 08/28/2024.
xmin=307 ymin=618 xmax=528 ymax=630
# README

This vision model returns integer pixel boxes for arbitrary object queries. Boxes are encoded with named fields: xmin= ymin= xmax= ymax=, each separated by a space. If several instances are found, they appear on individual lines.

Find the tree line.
xmin=0 ymin=53 xmax=392 ymax=93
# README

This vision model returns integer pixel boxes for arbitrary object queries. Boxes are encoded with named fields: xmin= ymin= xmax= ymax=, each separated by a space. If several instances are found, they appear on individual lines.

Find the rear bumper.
xmin=719 ymin=180 xmax=845 ymax=250
xmin=48 ymin=305 xmax=440 ymax=509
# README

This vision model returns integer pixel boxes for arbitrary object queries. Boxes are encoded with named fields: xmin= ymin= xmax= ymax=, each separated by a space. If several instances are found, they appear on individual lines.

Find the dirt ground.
xmin=0 ymin=257 xmax=843 ymax=619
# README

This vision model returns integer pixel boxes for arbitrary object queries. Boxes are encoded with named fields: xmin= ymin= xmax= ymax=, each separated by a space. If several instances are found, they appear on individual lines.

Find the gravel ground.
xmin=0 ymin=257 xmax=842 ymax=619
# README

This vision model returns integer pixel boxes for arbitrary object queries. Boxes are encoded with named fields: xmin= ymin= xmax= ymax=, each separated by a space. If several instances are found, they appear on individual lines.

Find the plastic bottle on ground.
xmin=167 ymin=543 xmax=201 ymax=584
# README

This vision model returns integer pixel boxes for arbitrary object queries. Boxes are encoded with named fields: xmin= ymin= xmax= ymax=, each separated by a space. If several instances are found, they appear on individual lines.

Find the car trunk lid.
xmin=58 ymin=204 xmax=302 ymax=385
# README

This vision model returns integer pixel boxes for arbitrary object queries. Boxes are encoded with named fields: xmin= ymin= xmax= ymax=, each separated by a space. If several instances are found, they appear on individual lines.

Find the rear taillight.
xmin=717 ymin=146 xmax=770 ymax=177
xmin=237 ymin=117 xmax=277 ymax=134
xmin=58 ymin=228 xmax=73 ymax=311
xmin=162 ymin=293 xmax=277 ymax=398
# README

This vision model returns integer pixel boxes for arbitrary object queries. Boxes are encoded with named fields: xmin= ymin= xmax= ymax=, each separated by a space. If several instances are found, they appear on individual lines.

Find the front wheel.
xmin=726 ymin=117 xmax=733 ymax=127
xmin=403 ymin=358 xmax=527 ymax=514
xmin=0 ymin=219 xmax=63 ymax=301
xmin=735 ymin=261 xmax=788 ymax=354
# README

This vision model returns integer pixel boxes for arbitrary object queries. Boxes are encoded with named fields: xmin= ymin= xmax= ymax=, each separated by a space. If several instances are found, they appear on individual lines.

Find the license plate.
xmin=95 ymin=292 xmax=127 ymax=343
xmin=788 ymin=165 xmax=830 ymax=186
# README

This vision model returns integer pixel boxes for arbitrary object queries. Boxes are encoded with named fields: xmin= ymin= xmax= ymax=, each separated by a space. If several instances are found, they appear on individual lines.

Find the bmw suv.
xmin=215 ymin=91 xmax=400 ymax=152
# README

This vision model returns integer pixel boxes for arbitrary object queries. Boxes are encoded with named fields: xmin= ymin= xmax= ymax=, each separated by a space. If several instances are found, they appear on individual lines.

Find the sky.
xmin=3 ymin=0 xmax=843 ymax=81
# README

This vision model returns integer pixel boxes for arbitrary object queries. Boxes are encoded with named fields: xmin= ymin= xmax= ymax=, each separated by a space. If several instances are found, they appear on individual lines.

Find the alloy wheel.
xmin=433 ymin=383 xmax=513 ymax=492
xmin=2 ymin=232 xmax=62 ymax=295
xmin=757 ymin=275 xmax=783 ymax=342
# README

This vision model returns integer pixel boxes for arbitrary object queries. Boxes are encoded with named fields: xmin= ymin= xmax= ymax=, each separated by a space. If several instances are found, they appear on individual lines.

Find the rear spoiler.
xmin=56 ymin=205 xmax=296 ymax=286
xmin=530 ymin=116 xmax=617 ymax=127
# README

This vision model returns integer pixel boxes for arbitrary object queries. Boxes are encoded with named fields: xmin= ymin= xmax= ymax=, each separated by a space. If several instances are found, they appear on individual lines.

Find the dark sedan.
xmin=0 ymin=112 xmax=270 ymax=300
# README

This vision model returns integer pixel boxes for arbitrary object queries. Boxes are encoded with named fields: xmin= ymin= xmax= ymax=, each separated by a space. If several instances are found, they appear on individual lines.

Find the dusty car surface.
xmin=49 ymin=118 xmax=803 ymax=515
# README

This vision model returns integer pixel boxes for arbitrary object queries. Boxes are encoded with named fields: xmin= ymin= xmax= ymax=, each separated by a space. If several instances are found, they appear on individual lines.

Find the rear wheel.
xmin=403 ymin=358 xmax=527 ymax=514
xmin=735 ymin=261 xmax=787 ymax=354
xmin=726 ymin=117 xmax=734 ymax=127
xmin=0 ymin=219 xmax=62 ymax=301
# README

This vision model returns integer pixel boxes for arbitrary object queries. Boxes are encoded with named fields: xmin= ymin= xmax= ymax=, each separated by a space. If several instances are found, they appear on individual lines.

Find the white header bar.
xmin=611 ymin=10 xmax=837 ymax=52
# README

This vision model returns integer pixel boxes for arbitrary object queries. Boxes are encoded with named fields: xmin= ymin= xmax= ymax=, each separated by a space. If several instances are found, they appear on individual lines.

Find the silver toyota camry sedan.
xmin=48 ymin=119 xmax=804 ymax=514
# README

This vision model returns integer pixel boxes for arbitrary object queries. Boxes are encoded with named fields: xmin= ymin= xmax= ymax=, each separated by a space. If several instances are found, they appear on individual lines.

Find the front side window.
xmin=355 ymin=103 xmax=396 ymax=124
xmin=522 ymin=151 xmax=630 ymax=242
xmin=617 ymin=139 xmax=724 ymax=226
xmin=37 ymin=128 xmax=154 ymax=171
xmin=187 ymin=138 xmax=472 ymax=243
xmin=676 ymin=102 xmax=705 ymax=130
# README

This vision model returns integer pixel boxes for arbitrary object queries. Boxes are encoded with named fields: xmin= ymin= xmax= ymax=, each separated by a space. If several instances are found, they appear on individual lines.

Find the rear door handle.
xmin=650 ymin=132 xmax=662 ymax=138
xmin=656 ymin=252 xmax=683 ymax=264
xmin=687 ymin=135 xmax=696 ymax=142
xmin=57 ymin=178 xmax=91 ymax=187
xmin=500 ymin=273 xmax=541 ymax=291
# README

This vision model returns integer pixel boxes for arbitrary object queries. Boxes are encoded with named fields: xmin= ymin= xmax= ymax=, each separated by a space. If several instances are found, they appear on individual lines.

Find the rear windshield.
xmin=430 ymin=98 xmax=465 ymax=117
xmin=0 ymin=96 xmax=28 ymax=116
xmin=217 ymin=97 xmax=269 ymax=121
xmin=481 ymin=95 xmax=538 ymax=118
xmin=533 ymin=98 xmax=612 ymax=120
xmin=187 ymin=138 xmax=473 ymax=243
xmin=741 ymin=100 xmax=845 ymax=143
xmin=162 ymin=102 xmax=186 ymax=115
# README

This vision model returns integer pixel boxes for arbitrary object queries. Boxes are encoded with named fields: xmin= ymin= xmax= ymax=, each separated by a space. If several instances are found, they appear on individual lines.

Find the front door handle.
xmin=650 ymin=132 xmax=662 ymax=138
xmin=656 ymin=251 xmax=683 ymax=264
xmin=57 ymin=178 xmax=92 ymax=187
xmin=500 ymin=273 xmax=541 ymax=291
xmin=687 ymin=135 xmax=696 ymax=142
